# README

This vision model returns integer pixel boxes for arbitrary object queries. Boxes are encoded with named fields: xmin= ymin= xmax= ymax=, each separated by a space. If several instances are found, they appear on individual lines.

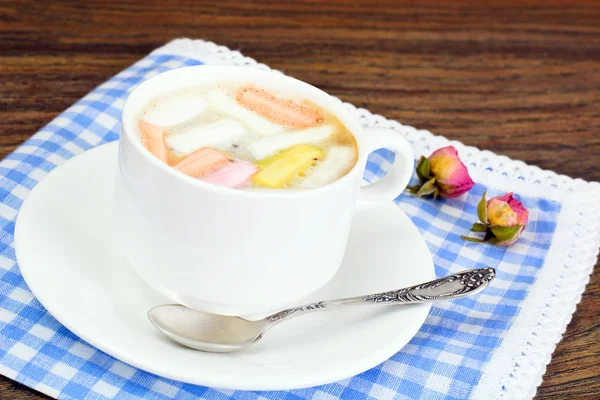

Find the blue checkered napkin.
xmin=1 ymin=40 xmax=599 ymax=400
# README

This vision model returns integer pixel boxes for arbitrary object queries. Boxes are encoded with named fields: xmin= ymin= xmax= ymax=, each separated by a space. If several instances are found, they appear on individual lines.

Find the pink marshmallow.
xmin=201 ymin=160 xmax=258 ymax=188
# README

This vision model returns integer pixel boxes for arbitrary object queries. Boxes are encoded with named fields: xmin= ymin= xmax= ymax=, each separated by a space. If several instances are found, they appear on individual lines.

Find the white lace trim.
xmin=153 ymin=39 xmax=600 ymax=399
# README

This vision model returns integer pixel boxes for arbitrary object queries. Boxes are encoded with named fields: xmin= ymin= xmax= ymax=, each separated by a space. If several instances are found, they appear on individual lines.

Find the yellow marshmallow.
xmin=253 ymin=145 xmax=323 ymax=188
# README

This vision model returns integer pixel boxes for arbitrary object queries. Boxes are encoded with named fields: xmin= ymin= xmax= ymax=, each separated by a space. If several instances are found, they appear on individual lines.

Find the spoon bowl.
xmin=148 ymin=305 xmax=269 ymax=352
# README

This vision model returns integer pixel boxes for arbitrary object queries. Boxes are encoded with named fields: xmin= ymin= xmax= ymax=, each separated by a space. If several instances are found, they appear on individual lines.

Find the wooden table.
xmin=1 ymin=1 xmax=598 ymax=398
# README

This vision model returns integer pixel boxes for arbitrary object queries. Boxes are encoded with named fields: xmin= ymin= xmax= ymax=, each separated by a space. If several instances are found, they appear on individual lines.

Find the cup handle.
xmin=357 ymin=127 xmax=414 ymax=207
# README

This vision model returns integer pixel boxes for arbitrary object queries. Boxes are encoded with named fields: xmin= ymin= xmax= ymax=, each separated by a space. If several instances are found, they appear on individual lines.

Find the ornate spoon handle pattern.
xmin=266 ymin=268 xmax=495 ymax=325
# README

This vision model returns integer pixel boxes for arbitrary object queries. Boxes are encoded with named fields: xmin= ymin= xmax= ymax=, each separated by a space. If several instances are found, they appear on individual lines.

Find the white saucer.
xmin=15 ymin=142 xmax=434 ymax=391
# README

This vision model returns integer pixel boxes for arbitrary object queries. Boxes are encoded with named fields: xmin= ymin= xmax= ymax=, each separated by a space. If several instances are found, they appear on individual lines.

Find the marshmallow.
xmin=166 ymin=119 xmax=248 ymax=155
xmin=201 ymin=160 xmax=257 ymax=188
xmin=138 ymin=121 xmax=168 ymax=163
xmin=142 ymin=94 xmax=207 ymax=127
xmin=253 ymin=144 xmax=323 ymax=188
xmin=207 ymin=89 xmax=284 ymax=136
xmin=247 ymin=124 xmax=335 ymax=160
xmin=236 ymin=86 xmax=323 ymax=128
xmin=173 ymin=148 xmax=231 ymax=178
xmin=301 ymin=146 xmax=356 ymax=188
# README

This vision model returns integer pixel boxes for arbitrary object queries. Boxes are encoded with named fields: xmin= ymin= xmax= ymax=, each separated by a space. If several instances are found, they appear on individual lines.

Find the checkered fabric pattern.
xmin=0 ymin=52 xmax=563 ymax=399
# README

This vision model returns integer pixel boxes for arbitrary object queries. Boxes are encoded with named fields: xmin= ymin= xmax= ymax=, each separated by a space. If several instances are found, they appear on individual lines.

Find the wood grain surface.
xmin=1 ymin=1 xmax=598 ymax=399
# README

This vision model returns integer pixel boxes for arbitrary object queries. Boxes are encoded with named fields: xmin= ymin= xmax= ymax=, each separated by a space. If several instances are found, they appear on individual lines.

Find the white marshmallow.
xmin=207 ymin=89 xmax=284 ymax=136
xmin=301 ymin=146 xmax=356 ymax=188
xmin=166 ymin=119 xmax=248 ymax=155
xmin=247 ymin=124 xmax=336 ymax=160
xmin=142 ymin=94 xmax=207 ymax=127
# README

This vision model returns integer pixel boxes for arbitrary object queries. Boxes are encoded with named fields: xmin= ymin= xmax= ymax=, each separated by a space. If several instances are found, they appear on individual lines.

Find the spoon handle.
xmin=265 ymin=267 xmax=495 ymax=324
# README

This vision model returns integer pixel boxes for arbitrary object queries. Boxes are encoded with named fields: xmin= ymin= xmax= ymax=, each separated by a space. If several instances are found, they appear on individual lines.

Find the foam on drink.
xmin=136 ymin=83 xmax=358 ymax=190
xmin=142 ymin=93 xmax=207 ymax=127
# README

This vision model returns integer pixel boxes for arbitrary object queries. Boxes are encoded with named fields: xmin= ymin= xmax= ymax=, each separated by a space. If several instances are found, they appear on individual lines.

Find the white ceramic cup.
xmin=114 ymin=65 xmax=413 ymax=316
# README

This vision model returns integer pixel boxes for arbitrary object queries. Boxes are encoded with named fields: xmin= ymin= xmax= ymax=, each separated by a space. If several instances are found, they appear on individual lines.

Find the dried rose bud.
xmin=408 ymin=146 xmax=474 ymax=199
xmin=462 ymin=191 xmax=529 ymax=246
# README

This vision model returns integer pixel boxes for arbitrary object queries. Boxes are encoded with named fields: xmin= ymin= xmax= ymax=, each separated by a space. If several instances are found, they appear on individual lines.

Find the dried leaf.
xmin=461 ymin=235 xmax=488 ymax=243
xmin=471 ymin=223 xmax=488 ymax=232
xmin=478 ymin=191 xmax=488 ymax=224
xmin=406 ymin=185 xmax=420 ymax=194
xmin=490 ymin=225 xmax=522 ymax=242
xmin=416 ymin=156 xmax=430 ymax=183
xmin=416 ymin=178 xmax=437 ymax=196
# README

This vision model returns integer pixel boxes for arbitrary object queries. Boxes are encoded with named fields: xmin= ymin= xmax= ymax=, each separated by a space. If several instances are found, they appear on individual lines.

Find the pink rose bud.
xmin=407 ymin=146 xmax=474 ymax=199
xmin=462 ymin=191 xmax=529 ymax=246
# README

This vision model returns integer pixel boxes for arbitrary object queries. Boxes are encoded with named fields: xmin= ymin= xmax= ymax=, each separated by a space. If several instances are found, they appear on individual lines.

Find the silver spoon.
xmin=148 ymin=267 xmax=495 ymax=353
